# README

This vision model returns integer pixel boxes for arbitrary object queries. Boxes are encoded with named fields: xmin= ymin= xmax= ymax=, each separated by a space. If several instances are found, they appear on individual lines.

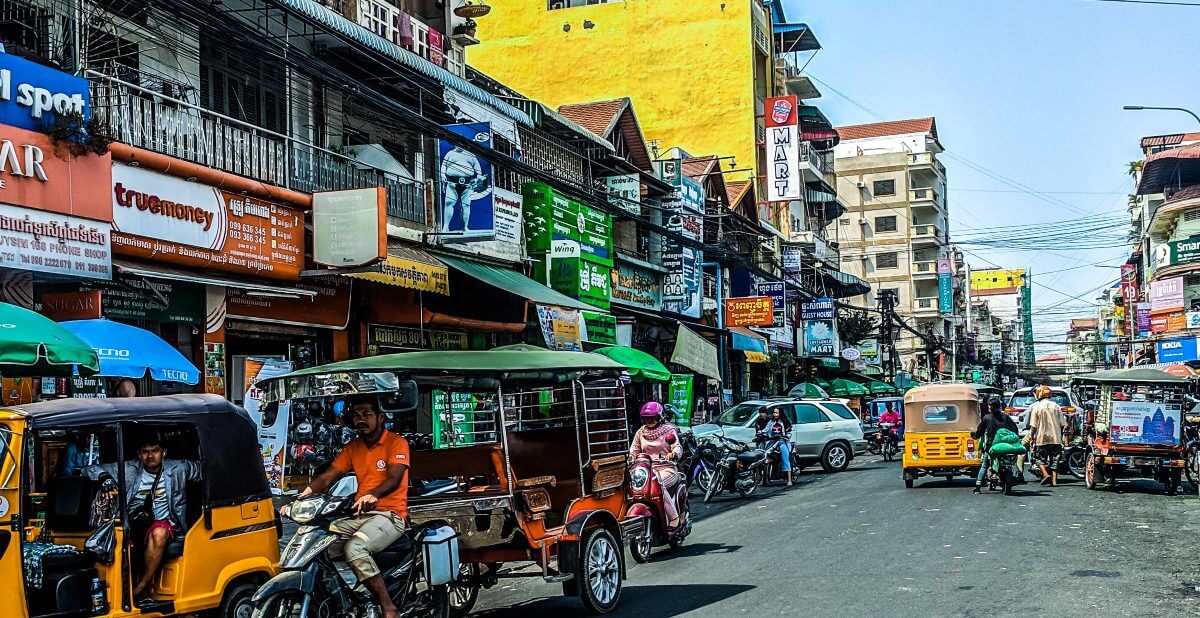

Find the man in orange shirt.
xmin=297 ymin=396 xmax=410 ymax=618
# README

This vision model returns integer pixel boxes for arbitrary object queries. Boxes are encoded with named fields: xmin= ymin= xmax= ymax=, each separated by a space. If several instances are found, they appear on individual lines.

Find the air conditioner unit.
xmin=856 ymin=181 xmax=867 ymax=189
xmin=550 ymin=1 xmax=564 ymax=8
xmin=858 ymin=218 xmax=868 ymax=225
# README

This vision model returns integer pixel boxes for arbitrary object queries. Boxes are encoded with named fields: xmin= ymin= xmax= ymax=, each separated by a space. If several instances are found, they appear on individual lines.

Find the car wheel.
xmin=820 ymin=442 xmax=850 ymax=473
xmin=1084 ymin=452 xmax=1098 ymax=490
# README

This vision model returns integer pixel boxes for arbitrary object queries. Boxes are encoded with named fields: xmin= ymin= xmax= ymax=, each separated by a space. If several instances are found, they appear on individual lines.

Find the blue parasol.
xmin=60 ymin=319 xmax=201 ymax=384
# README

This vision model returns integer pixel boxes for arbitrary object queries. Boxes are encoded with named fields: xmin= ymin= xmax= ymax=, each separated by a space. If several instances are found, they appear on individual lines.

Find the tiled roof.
xmin=725 ymin=180 xmax=750 ymax=206
xmin=1069 ymin=318 xmax=1099 ymax=331
xmin=837 ymin=117 xmax=937 ymax=142
xmin=557 ymin=98 xmax=629 ymax=140
xmin=682 ymin=156 xmax=718 ymax=180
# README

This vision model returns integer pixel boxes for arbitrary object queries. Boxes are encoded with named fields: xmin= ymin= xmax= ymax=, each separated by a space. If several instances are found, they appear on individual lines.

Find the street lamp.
xmin=1123 ymin=105 xmax=1200 ymax=127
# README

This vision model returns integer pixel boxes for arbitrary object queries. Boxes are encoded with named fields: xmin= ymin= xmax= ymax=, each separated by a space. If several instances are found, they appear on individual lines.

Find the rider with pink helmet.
xmin=629 ymin=402 xmax=684 ymax=526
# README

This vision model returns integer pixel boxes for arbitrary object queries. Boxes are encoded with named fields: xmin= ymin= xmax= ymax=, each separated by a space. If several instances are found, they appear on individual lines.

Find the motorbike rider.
xmin=629 ymin=402 xmax=684 ymax=527
xmin=754 ymin=407 xmax=794 ymax=486
xmin=878 ymin=404 xmax=903 ymax=449
xmin=972 ymin=396 xmax=1019 ymax=494
xmin=293 ymin=395 xmax=410 ymax=618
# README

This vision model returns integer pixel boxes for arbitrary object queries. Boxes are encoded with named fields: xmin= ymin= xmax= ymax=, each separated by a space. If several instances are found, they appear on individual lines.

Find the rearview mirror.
xmin=379 ymin=380 xmax=420 ymax=413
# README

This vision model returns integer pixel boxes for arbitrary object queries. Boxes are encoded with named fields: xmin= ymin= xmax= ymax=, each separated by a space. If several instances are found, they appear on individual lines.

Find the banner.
xmin=438 ymin=122 xmax=495 ymax=240
xmin=668 ymin=374 xmax=694 ymax=428
xmin=671 ymin=324 xmax=721 ymax=381
xmin=937 ymin=258 xmax=953 ymax=315
xmin=243 ymin=359 xmax=294 ymax=494
xmin=726 ymin=296 xmax=774 ymax=327
xmin=1110 ymin=400 xmax=1181 ymax=445
xmin=803 ymin=319 xmax=837 ymax=356
xmin=537 ymin=305 xmax=582 ymax=351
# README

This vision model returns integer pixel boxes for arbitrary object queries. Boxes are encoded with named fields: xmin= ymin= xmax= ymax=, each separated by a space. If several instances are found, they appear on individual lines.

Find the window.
xmin=822 ymin=403 xmax=858 ymax=420
xmin=548 ymin=0 xmax=618 ymax=9
xmin=873 ymin=179 xmax=896 ymax=197
xmin=875 ymin=215 xmax=897 ymax=232
xmin=717 ymin=403 xmax=764 ymax=425
xmin=200 ymin=32 xmax=286 ymax=134
xmin=794 ymin=404 xmax=829 ymax=424
xmin=876 ymin=252 xmax=898 ymax=269
xmin=772 ymin=404 xmax=799 ymax=424
xmin=923 ymin=404 xmax=959 ymax=424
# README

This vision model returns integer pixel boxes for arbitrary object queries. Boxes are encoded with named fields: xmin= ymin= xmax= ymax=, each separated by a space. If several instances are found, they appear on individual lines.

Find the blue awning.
xmin=731 ymin=327 xmax=769 ymax=354
xmin=271 ymin=0 xmax=532 ymax=131
xmin=821 ymin=268 xmax=870 ymax=299
xmin=774 ymin=22 xmax=821 ymax=53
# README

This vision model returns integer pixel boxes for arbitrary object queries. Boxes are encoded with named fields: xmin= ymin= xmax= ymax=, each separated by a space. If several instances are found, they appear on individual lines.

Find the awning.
xmin=437 ymin=253 xmax=596 ymax=312
xmin=349 ymin=241 xmax=450 ymax=295
xmin=820 ymin=267 xmax=870 ymax=298
xmin=730 ymin=327 xmax=769 ymax=354
xmin=798 ymin=105 xmax=840 ymax=148
xmin=773 ymin=22 xmax=821 ymax=53
xmin=1137 ymin=143 xmax=1200 ymax=195
xmin=114 ymin=260 xmax=318 ymax=297
xmin=744 ymin=351 xmax=769 ymax=364
xmin=814 ymin=357 xmax=841 ymax=368
xmin=270 ymin=0 xmax=532 ymax=133
xmin=807 ymin=188 xmax=845 ymax=220
xmin=671 ymin=323 xmax=721 ymax=381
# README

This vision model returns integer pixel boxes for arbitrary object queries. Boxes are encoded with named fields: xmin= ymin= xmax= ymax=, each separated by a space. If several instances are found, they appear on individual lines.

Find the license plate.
xmin=1132 ymin=457 xmax=1156 ymax=466
xmin=965 ymin=452 xmax=979 ymax=460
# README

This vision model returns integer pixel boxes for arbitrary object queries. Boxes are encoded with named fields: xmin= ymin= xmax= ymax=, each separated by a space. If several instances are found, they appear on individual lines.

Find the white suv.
xmin=691 ymin=398 xmax=868 ymax=472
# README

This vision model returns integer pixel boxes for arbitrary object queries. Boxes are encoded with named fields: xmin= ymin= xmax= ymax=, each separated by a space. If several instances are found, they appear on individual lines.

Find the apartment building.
xmin=828 ymin=118 xmax=956 ymax=377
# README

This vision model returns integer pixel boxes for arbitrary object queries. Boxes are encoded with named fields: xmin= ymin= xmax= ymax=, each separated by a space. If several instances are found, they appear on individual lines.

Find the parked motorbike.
xmin=985 ymin=452 xmax=1020 ymax=495
xmin=254 ymin=483 xmax=455 ymax=618
xmin=626 ymin=455 xmax=692 ymax=563
xmin=702 ymin=435 xmax=768 ymax=503
xmin=1182 ymin=405 xmax=1200 ymax=488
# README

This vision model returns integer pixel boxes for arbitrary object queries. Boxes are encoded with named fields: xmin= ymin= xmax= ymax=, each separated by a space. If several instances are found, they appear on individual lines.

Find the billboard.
xmin=764 ymin=95 xmax=801 ymax=202
xmin=726 ymin=296 xmax=775 ymax=327
xmin=1110 ymin=401 xmax=1181 ymax=446
xmin=438 ymin=122 xmax=495 ymax=240
xmin=1150 ymin=277 xmax=1186 ymax=314
xmin=970 ymin=268 xmax=1026 ymax=293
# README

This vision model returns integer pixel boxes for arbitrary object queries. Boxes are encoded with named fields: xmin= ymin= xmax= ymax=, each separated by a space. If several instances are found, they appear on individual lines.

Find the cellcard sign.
xmin=0 ymin=53 xmax=89 ymax=131
xmin=764 ymin=95 xmax=801 ymax=202
xmin=438 ymin=122 xmax=495 ymax=241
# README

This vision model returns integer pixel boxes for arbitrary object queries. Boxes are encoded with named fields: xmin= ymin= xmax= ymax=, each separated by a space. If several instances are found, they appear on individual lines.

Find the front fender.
xmin=250 ymin=565 xmax=318 ymax=603
xmin=625 ymin=503 xmax=655 ymax=520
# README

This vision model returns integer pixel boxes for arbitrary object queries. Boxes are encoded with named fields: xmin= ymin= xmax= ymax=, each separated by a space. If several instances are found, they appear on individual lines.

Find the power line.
xmin=1076 ymin=0 xmax=1200 ymax=6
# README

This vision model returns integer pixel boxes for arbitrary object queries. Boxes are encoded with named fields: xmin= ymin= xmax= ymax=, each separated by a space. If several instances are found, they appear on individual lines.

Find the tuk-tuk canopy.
xmin=902 ymin=384 xmax=982 ymax=432
xmin=1074 ymin=368 xmax=1189 ymax=384
xmin=5 ymin=394 xmax=269 ymax=506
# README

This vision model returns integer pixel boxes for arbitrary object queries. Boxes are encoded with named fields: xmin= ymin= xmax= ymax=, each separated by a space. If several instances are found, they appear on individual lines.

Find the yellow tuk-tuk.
xmin=902 ymin=384 xmax=983 ymax=488
xmin=0 ymin=394 xmax=279 ymax=617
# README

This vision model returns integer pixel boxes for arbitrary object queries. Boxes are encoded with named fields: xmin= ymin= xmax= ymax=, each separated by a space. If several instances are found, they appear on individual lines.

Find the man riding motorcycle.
xmin=972 ymin=396 xmax=1020 ymax=495
xmin=629 ymin=402 xmax=684 ymax=526
xmin=877 ymin=405 xmax=902 ymax=450
xmin=756 ymin=407 xmax=795 ymax=486
xmin=292 ymin=396 xmax=410 ymax=618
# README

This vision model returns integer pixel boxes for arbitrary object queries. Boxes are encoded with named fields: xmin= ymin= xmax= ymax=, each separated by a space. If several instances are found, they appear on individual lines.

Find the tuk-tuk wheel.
xmin=448 ymin=563 xmax=480 ymax=618
xmin=1163 ymin=472 xmax=1181 ymax=496
xmin=904 ymin=477 xmax=914 ymax=489
xmin=217 ymin=581 xmax=258 ymax=618
xmin=574 ymin=527 xmax=622 ymax=615
xmin=1084 ymin=453 xmax=1100 ymax=490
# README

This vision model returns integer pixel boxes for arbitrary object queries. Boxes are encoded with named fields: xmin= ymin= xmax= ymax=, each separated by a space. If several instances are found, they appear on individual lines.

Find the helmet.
xmin=1033 ymin=385 xmax=1052 ymax=400
xmin=640 ymin=401 xmax=664 ymax=419
xmin=988 ymin=396 xmax=1005 ymax=413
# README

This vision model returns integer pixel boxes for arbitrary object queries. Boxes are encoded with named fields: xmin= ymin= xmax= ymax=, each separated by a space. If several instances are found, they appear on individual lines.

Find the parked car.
xmin=690 ymin=398 xmax=868 ymax=473
xmin=1006 ymin=386 xmax=1081 ymax=432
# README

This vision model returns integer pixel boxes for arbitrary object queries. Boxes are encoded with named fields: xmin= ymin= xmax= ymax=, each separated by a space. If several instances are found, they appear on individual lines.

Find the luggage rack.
xmin=577 ymin=379 xmax=628 ymax=464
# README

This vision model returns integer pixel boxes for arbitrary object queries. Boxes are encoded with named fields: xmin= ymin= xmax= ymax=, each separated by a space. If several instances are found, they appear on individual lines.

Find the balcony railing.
xmin=913 ymin=260 xmax=937 ymax=276
xmin=91 ymin=74 xmax=427 ymax=225
xmin=914 ymin=297 xmax=940 ymax=312
xmin=909 ymin=187 xmax=942 ymax=208
xmin=351 ymin=0 xmax=463 ymax=76
xmin=801 ymin=143 xmax=834 ymax=176
xmin=913 ymin=224 xmax=941 ymax=241
xmin=790 ymin=230 xmax=840 ymax=264
xmin=908 ymin=152 xmax=947 ymax=176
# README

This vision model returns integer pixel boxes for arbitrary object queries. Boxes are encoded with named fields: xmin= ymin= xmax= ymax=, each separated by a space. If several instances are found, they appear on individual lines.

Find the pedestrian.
xmin=114 ymin=378 xmax=138 ymax=398
xmin=1027 ymin=385 xmax=1066 ymax=486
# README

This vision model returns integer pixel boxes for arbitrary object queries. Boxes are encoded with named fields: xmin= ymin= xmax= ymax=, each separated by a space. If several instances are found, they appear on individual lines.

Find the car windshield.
xmin=1010 ymin=393 xmax=1071 ymax=408
xmin=716 ymin=403 xmax=763 ymax=425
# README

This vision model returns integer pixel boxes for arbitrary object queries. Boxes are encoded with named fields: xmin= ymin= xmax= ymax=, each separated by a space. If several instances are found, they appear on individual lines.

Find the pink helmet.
xmin=640 ymin=401 xmax=664 ymax=419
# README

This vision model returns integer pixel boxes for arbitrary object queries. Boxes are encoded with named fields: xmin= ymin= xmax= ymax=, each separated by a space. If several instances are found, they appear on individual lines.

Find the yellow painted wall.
xmin=471 ymin=0 xmax=761 ymax=179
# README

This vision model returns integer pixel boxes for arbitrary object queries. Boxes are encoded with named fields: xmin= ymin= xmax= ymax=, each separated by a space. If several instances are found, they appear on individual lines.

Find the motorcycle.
xmin=625 ymin=455 xmax=692 ymax=563
xmin=876 ymin=422 xmax=899 ymax=462
xmin=702 ymin=435 xmax=769 ymax=503
xmin=253 ymin=482 xmax=455 ymax=618
xmin=1182 ymin=403 xmax=1200 ymax=488
xmin=755 ymin=432 xmax=797 ymax=484
xmin=984 ymin=452 xmax=1020 ymax=495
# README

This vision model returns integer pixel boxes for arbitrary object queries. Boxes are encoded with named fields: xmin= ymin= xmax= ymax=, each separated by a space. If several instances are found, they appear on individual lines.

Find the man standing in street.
xmin=1028 ymin=385 xmax=1066 ymax=487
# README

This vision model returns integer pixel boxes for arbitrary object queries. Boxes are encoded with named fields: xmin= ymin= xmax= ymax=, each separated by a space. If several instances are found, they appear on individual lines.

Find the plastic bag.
xmin=84 ymin=519 xmax=116 ymax=565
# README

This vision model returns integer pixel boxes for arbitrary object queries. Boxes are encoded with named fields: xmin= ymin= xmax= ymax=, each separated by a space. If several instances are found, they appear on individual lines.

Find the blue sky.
xmin=785 ymin=0 xmax=1200 ymax=351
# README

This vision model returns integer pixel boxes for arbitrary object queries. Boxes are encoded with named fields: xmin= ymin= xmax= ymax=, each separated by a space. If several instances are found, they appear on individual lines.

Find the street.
xmin=475 ymin=458 xmax=1200 ymax=617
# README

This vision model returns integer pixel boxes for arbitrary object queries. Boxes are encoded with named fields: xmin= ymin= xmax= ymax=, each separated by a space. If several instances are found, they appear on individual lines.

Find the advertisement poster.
xmin=1110 ymin=400 xmax=1181 ymax=445
xmin=537 ymin=305 xmax=582 ymax=351
xmin=0 ymin=204 xmax=111 ymax=280
xmin=803 ymin=319 xmax=837 ymax=356
xmin=668 ymin=374 xmax=694 ymax=428
xmin=1137 ymin=303 xmax=1151 ymax=337
xmin=203 ymin=342 xmax=226 ymax=395
xmin=610 ymin=262 xmax=662 ymax=310
xmin=726 ymin=296 xmax=775 ymax=327
xmin=764 ymin=95 xmax=801 ymax=202
xmin=1150 ymin=277 xmax=1185 ymax=314
xmin=583 ymin=312 xmax=617 ymax=345
xmin=438 ymin=122 xmax=495 ymax=240
xmin=659 ymin=162 xmax=704 ymax=318
xmin=242 ymin=358 xmax=294 ymax=494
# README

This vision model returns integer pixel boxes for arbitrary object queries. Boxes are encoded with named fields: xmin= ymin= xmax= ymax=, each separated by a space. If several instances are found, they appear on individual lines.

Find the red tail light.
xmin=966 ymin=440 xmax=976 ymax=452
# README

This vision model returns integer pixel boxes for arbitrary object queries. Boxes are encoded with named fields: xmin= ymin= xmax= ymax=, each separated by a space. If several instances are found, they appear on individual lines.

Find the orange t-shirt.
xmin=331 ymin=431 xmax=411 ymax=518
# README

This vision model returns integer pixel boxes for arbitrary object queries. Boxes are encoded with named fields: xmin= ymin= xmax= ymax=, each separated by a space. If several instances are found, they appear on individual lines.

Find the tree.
xmin=837 ymin=310 xmax=878 ymax=346
xmin=1127 ymin=160 xmax=1144 ymax=178
xmin=765 ymin=351 xmax=796 ymax=396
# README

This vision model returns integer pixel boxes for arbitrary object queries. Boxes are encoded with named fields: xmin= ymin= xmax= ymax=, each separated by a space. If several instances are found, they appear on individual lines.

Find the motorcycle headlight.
xmin=288 ymin=495 xmax=343 ymax=524
xmin=630 ymin=466 xmax=650 ymax=491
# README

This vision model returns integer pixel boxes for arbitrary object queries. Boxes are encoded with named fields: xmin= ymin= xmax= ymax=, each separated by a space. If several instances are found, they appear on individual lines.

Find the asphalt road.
xmin=472 ymin=457 xmax=1200 ymax=617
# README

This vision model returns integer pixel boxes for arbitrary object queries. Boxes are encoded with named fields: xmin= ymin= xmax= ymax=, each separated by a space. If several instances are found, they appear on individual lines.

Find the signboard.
xmin=800 ymin=297 xmax=835 ymax=321
xmin=1170 ymin=237 xmax=1200 ymax=265
xmin=725 ymin=296 xmax=774 ymax=327
xmin=548 ymin=253 xmax=611 ymax=311
xmin=668 ymin=374 xmax=694 ymax=428
xmin=970 ymin=268 xmax=1026 ymax=293
xmin=0 ymin=53 xmax=90 ymax=131
xmin=605 ymin=174 xmax=641 ymax=215
xmin=438 ymin=122 xmax=495 ymax=240
xmin=671 ymin=324 xmax=721 ymax=380
xmin=841 ymin=347 xmax=862 ymax=361
xmin=1120 ymin=263 xmax=1138 ymax=301
xmin=242 ymin=359 xmax=294 ymax=494
xmin=0 ymin=203 xmax=110 ymax=279
xmin=537 ymin=305 xmax=581 ymax=351
xmin=366 ymin=324 xmax=469 ymax=351
xmin=1137 ymin=303 xmax=1151 ymax=337
xmin=937 ymin=258 xmax=953 ymax=315
xmin=1110 ymin=400 xmax=1181 ymax=446
xmin=782 ymin=244 xmax=803 ymax=274
xmin=1188 ymin=311 xmax=1200 ymax=330
xmin=111 ymin=163 xmax=304 ymax=280
xmin=658 ymin=162 xmax=704 ymax=318
xmin=764 ymin=95 xmax=801 ymax=202
xmin=524 ymin=182 xmax=612 ymax=264
xmin=755 ymin=281 xmax=786 ymax=327
xmin=1150 ymin=277 xmax=1186 ymax=314
xmin=0 ymin=125 xmax=111 ymax=221
xmin=312 ymin=187 xmax=386 ymax=267
xmin=37 ymin=278 xmax=204 ymax=323
xmin=350 ymin=250 xmax=449 ymax=295
xmin=583 ymin=312 xmax=617 ymax=345
xmin=803 ymin=319 xmax=837 ymax=357
xmin=856 ymin=339 xmax=879 ymax=361
xmin=226 ymin=277 xmax=352 ymax=329
xmin=1156 ymin=337 xmax=1199 ymax=363
xmin=610 ymin=262 xmax=662 ymax=310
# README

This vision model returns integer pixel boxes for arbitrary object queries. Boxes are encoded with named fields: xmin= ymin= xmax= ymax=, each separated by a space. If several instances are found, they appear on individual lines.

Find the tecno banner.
xmin=764 ymin=95 xmax=801 ymax=202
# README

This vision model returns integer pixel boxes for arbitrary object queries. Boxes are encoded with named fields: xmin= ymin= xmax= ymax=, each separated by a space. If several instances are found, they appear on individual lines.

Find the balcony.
xmin=912 ymin=224 xmax=943 ymax=246
xmin=774 ymin=58 xmax=822 ymax=99
xmin=92 ymin=75 xmax=427 ymax=225
xmin=913 ymin=297 xmax=940 ymax=317
xmin=350 ymin=0 xmax=464 ymax=76
xmin=909 ymin=187 xmax=943 ymax=211
xmin=912 ymin=260 xmax=938 ymax=279
xmin=801 ymin=142 xmax=834 ymax=187
xmin=790 ymin=231 xmax=840 ymax=265
xmin=908 ymin=152 xmax=947 ymax=177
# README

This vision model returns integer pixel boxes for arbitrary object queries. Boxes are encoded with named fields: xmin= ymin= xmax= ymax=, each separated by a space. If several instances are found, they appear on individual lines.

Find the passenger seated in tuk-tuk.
xmin=84 ymin=432 xmax=202 ymax=602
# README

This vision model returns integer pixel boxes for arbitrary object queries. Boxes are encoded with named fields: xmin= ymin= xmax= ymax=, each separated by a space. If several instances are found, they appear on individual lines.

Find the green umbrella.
xmin=492 ymin=343 xmax=547 ymax=352
xmin=591 ymin=346 xmax=671 ymax=382
xmin=827 ymin=378 xmax=869 ymax=397
xmin=788 ymin=382 xmax=831 ymax=399
xmin=0 ymin=302 xmax=99 ymax=376
xmin=806 ymin=376 xmax=832 ymax=388
xmin=866 ymin=380 xmax=897 ymax=395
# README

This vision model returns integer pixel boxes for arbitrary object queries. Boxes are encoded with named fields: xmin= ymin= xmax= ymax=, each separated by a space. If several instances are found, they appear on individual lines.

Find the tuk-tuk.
xmin=0 ymin=394 xmax=278 ymax=618
xmin=901 ymin=384 xmax=983 ymax=488
xmin=1072 ymin=368 xmax=1189 ymax=494
xmin=258 ymin=350 xmax=638 ymax=615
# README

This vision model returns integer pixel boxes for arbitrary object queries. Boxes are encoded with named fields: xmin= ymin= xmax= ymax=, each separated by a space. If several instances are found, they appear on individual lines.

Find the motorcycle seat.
xmin=737 ymin=450 xmax=765 ymax=465
xmin=374 ymin=535 xmax=415 ymax=573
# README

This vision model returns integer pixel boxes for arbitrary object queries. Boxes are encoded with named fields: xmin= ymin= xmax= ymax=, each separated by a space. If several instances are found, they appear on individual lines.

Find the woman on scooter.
xmin=629 ymin=402 xmax=684 ymax=526
xmin=760 ymin=407 xmax=795 ymax=486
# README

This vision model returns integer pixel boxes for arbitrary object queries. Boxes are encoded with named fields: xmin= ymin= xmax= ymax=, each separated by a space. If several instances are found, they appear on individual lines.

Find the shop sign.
xmin=548 ymin=253 xmax=611 ymax=311
xmin=937 ymin=258 xmax=954 ymax=315
xmin=610 ymin=262 xmax=662 ymax=310
xmin=0 ymin=125 xmax=111 ymax=221
xmin=227 ymin=277 xmax=352 ymax=329
xmin=755 ymin=281 xmax=786 ymax=327
xmin=782 ymin=244 xmax=803 ymax=274
xmin=1168 ymin=311 xmax=1188 ymax=332
xmin=605 ymin=174 xmax=640 ymax=215
xmin=38 ymin=278 xmax=204 ymax=323
xmin=111 ymin=163 xmax=304 ymax=280
xmin=438 ymin=122 xmax=497 ymax=241
xmin=1120 ymin=263 xmax=1138 ymax=301
xmin=1171 ymin=237 xmax=1200 ymax=265
xmin=1137 ymin=303 xmax=1151 ymax=337
xmin=764 ymin=95 xmax=801 ymax=202
xmin=668 ymin=374 xmax=694 ymax=428
xmin=350 ymin=251 xmax=450 ymax=295
xmin=583 ymin=311 xmax=617 ymax=345
xmin=856 ymin=339 xmax=879 ymax=361
xmin=537 ymin=305 xmax=581 ymax=352
xmin=38 ymin=290 xmax=101 ymax=321
xmin=524 ymin=182 xmax=612 ymax=264
xmin=725 ymin=296 xmax=774 ymax=327
xmin=366 ymin=324 xmax=468 ymax=351
xmin=1158 ymin=337 xmax=1199 ymax=363
xmin=800 ymin=297 xmax=835 ymax=321
xmin=0 ymin=203 xmax=111 ymax=279
xmin=0 ymin=54 xmax=89 ymax=131
xmin=657 ymin=164 xmax=704 ymax=319
xmin=1150 ymin=277 xmax=1186 ymax=313
xmin=1188 ymin=311 xmax=1200 ymax=330
xmin=1153 ymin=242 xmax=1170 ymax=271
xmin=312 ymin=187 xmax=385 ymax=268
xmin=803 ymin=319 xmax=837 ymax=357
xmin=671 ymin=324 xmax=720 ymax=381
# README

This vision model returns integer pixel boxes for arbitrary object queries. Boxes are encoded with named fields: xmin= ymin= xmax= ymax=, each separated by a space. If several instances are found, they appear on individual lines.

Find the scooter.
xmin=985 ymin=453 xmax=1020 ymax=495
xmin=625 ymin=455 xmax=692 ymax=563
xmin=702 ymin=435 xmax=769 ymax=503
xmin=876 ymin=422 xmax=899 ymax=462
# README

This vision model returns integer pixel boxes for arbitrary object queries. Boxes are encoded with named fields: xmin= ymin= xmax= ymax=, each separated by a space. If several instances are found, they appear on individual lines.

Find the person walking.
xmin=1027 ymin=385 xmax=1066 ymax=487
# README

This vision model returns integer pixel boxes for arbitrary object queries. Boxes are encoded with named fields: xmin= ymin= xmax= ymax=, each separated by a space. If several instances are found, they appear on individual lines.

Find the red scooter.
xmin=625 ymin=455 xmax=692 ymax=563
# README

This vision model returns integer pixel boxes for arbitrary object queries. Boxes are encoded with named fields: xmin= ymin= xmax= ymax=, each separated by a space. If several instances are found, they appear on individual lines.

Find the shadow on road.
xmin=471 ymin=584 xmax=756 ymax=617
xmin=662 ymin=541 xmax=742 ymax=558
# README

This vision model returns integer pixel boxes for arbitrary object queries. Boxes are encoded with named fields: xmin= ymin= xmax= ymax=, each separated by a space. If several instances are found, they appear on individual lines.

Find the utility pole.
xmin=878 ymin=289 xmax=898 ymax=383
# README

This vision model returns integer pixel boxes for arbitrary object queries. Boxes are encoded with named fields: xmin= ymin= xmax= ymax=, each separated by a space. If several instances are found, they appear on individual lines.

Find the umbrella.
xmin=60 ymin=319 xmax=200 ymax=384
xmin=0 ymin=302 xmax=99 ymax=376
xmin=492 ymin=343 xmax=547 ymax=352
xmin=590 ymin=346 xmax=670 ymax=382
xmin=807 ymin=376 xmax=832 ymax=388
xmin=827 ymin=378 xmax=869 ymax=397
xmin=866 ymin=380 xmax=897 ymax=395
xmin=788 ymin=382 xmax=831 ymax=399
